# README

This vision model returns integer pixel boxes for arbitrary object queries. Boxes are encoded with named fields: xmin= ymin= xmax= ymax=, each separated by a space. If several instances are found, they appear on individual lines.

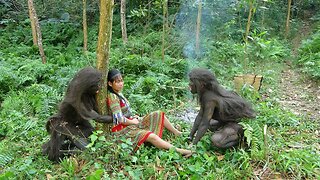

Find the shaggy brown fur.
xmin=188 ymin=68 xmax=255 ymax=148
xmin=42 ymin=67 xmax=112 ymax=162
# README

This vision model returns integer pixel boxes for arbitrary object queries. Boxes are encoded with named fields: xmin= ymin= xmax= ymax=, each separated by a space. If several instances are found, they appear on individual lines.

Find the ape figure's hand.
xmin=95 ymin=115 xmax=113 ymax=123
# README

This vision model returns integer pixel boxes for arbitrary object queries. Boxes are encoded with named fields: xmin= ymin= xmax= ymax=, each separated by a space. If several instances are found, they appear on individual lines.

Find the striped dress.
xmin=106 ymin=91 xmax=164 ymax=151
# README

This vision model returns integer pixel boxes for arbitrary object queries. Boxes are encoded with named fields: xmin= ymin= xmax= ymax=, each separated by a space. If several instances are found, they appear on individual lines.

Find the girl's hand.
xmin=124 ymin=117 xmax=139 ymax=125
xmin=131 ymin=118 xmax=139 ymax=125
xmin=133 ymin=115 xmax=140 ymax=119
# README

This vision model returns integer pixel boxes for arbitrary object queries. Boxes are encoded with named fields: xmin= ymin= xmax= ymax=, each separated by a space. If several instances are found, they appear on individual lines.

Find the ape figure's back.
xmin=188 ymin=68 xmax=256 ymax=148
xmin=42 ymin=67 xmax=112 ymax=162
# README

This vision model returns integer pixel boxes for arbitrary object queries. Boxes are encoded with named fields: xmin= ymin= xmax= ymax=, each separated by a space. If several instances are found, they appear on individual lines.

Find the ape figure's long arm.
xmin=88 ymin=109 xmax=113 ymax=123
xmin=189 ymin=110 xmax=203 ymax=141
xmin=192 ymin=100 xmax=216 ymax=144
xmin=78 ymin=102 xmax=112 ymax=123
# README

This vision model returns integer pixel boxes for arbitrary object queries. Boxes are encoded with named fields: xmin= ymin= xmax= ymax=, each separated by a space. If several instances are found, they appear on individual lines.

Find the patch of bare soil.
xmin=278 ymin=66 xmax=320 ymax=121
xmin=279 ymin=11 xmax=320 ymax=122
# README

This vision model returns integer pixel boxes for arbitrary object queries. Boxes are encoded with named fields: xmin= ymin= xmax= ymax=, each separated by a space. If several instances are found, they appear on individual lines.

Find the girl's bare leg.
xmin=146 ymin=133 xmax=191 ymax=156
xmin=163 ymin=116 xmax=182 ymax=136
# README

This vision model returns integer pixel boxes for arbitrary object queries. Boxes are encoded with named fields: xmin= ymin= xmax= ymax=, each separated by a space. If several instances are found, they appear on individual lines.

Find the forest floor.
xmin=278 ymin=65 xmax=320 ymax=121
xmin=279 ymin=17 xmax=320 ymax=122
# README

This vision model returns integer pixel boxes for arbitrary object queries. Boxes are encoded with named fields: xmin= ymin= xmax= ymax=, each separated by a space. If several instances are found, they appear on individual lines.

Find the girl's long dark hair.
xmin=107 ymin=68 xmax=125 ymax=101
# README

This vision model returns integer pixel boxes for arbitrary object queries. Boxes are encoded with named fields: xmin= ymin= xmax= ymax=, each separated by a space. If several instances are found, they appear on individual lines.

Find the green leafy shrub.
xmin=41 ymin=22 xmax=80 ymax=46
xmin=296 ymin=29 xmax=320 ymax=79
xmin=0 ymin=150 xmax=14 ymax=168
xmin=0 ymin=84 xmax=61 ymax=139
xmin=123 ymin=37 xmax=152 ymax=56
xmin=0 ymin=63 xmax=20 ymax=101
xmin=0 ymin=23 xmax=34 ymax=48
xmin=112 ymin=55 xmax=153 ymax=76
xmin=250 ymin=38 xmax=289 ymax=62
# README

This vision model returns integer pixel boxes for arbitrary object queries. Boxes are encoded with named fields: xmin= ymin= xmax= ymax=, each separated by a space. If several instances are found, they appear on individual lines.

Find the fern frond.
xmin=0 ymin=151 xmax=13 ymax=168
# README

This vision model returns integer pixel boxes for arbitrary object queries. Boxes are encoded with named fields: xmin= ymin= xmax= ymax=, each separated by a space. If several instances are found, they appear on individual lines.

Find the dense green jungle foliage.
xmin=0 ymin=0 xmax=319 ymax=179
xmin=297 ymin=25 xmax=320 ymax=79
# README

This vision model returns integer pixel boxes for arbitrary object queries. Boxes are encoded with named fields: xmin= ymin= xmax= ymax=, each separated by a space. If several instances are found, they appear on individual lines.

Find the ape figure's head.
xmin=68 ymin=67 xmax=102 ymax=96
xmin=188 ymin=68 xmax=219 ymax=95
xmin=60 ymin=67 xmax=103 ymax=120
xmin=188 ymin=68 xmax=256 ymax=121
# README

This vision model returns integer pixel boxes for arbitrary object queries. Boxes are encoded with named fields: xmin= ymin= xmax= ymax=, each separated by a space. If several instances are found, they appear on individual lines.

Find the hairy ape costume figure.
xmin=188 ymin=68 xmax=256 ymax=148
xmin=42 ymin=67 xmax=112 ymax=162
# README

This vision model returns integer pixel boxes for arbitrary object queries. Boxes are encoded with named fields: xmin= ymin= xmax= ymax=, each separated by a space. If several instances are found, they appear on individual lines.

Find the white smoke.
xmin=175 ymin=0 xmax=237 ymax=59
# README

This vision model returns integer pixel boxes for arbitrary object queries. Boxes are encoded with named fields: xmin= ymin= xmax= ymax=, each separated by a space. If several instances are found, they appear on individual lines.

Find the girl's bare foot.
xmin=174 ymin=124 xmax=182 ymax=136
xmin=174 ymin=130 xmax=182 ymax=136
xmin=175 ymin=148 xmax=193 ymax=157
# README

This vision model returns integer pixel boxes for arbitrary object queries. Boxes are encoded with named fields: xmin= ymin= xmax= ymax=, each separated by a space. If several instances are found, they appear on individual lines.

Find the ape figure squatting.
xmin=42 ymin=67 xmax=112 ymax=162
xmin=188 ymin=68 xmax=256 ymax=148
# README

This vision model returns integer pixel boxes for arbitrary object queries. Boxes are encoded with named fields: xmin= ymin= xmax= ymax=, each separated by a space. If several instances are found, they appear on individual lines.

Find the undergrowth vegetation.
xmin=296 ymin=25 xmax=320 ymax=79
xmin=1 ymin=1 xmax=320 ymax=179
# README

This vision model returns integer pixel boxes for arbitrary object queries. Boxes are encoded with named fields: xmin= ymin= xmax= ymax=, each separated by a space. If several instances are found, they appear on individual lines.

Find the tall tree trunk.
xmin=244 ymin=0 xmax=254 ymax=73
xmin=83 ymin=0 xmax=88 ymax=53
xmin=285 ymin=0 xmax=292 ymax=38
xmin=245 ymin=0 xmax=253 ymax=43
xmin=28 ymin=0 xmax=46 ymax=64
xmin=35 ymin=17 xmax=46 ymax=64
xmin=161 ymin=0 xmax=168 ymax=62
xmin=261 ymin=0 xmax=266 ymax=29
xmin=238 ymin=2 xmax=243 ymax=38
xmin=195 ymin=0 xmax=202 ymax=57
xmin=144 ymin=1 xmax=152 ymax=36
xmin=120 ymin=0 xmax=128 ymax=44
xmin=96 ymin=0 xmax=114 ymax=132
xmin=28 ymin=0 xmax=37 ymax=45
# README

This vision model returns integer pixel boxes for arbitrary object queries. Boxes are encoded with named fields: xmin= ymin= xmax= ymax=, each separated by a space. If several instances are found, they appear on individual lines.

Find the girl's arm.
xmin=122 ymin=117 xmax=139 ymax=125
xmin=108 ymin=93 xmax=139 ymax=125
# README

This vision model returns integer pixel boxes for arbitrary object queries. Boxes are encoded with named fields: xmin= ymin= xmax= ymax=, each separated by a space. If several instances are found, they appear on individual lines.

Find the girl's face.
xmin=108 ymin=74 xmax=124 ymax=93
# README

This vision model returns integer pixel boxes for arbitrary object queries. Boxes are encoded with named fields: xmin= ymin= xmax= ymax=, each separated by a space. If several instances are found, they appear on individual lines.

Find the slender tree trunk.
xmin=195 ymin=0 xmax=202 ymax=57
xmin=245 ymin=1 xmax=253 ymax=43
xmin=285 ymin=0 xmax=292 ymax=38
xmin=28 ymin=0 xmax=37 ymax=45
xmin=238 ymin=2 xmax=242 ymax=38
xmin=261 ymin=0 xmax=266 ymax=29
xmin=35 ymin=18 xmax=46 ymax=64
xmin=120 ymin=0 xmax=128 ymax=44
xmin=161 ymin=0 xmax=168 ymax=62
xmin=243 ymin=0 xmax=254 ymax=73
xmin=28 ymin=0 xmax=46 ymax=64
xmin=83 ymin=0 xmax=88 ymax=53
xmin=144 ymin=1 xmax=152 ymax=36
xmin=96 ymin=0 xmax=114 ymax=132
